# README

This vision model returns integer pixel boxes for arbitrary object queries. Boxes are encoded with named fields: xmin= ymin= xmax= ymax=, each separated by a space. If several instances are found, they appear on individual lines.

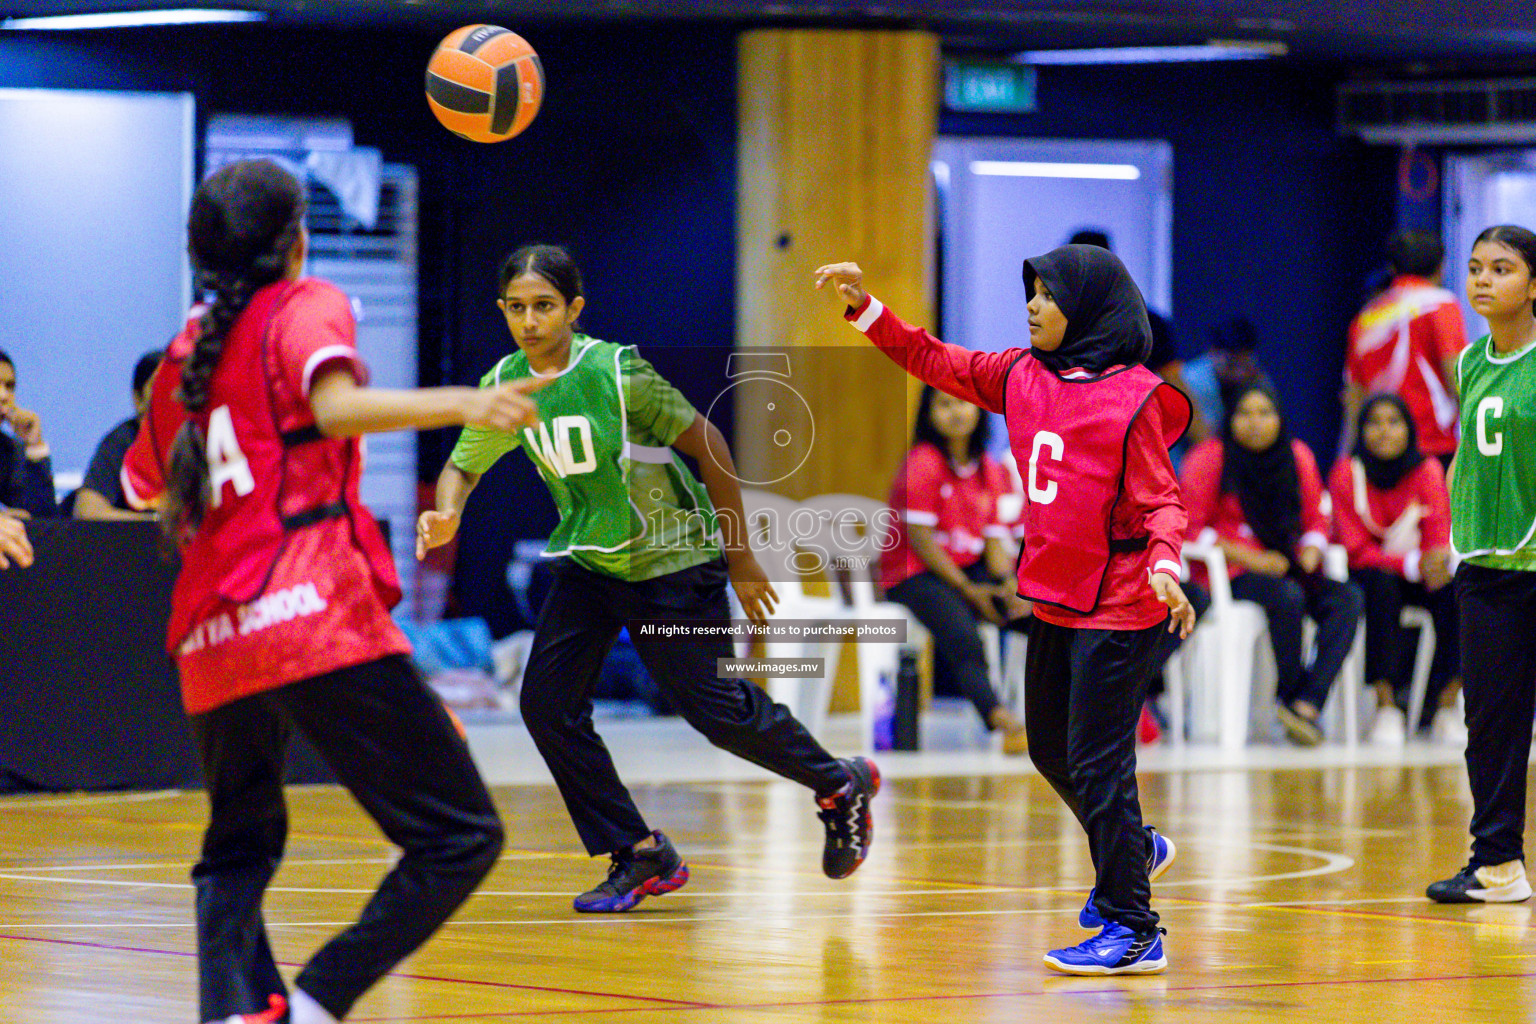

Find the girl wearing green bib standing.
xmin=419 ymin=245 xmax=878 ymax=913
xmin=1428 ymin=225 xmax=1536 ymax=904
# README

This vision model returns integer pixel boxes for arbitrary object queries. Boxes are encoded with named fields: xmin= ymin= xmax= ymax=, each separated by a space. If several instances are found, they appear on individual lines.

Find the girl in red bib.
xmin=123 ymin=159 xmax=543 ymax=1024
xmin=817 ymin=247 xmax=1194 ymax=976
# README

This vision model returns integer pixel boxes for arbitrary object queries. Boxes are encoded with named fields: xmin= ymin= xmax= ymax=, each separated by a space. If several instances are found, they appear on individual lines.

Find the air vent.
xmin=1339 ymin=79 xmax=1536 ymax=144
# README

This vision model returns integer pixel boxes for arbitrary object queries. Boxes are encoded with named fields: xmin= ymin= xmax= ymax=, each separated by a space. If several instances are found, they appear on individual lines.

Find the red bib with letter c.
xmin=1004 ymin=356 xmax=1190 ymax=614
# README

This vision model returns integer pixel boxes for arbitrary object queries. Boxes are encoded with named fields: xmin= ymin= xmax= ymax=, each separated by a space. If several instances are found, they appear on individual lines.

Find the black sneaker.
xmin=816 ymin=757 xmax=881 ymax=879
xmin=1426 ymin=861 xmax=1532 ymax=903
xmin=573 ymin=830 xmax=690 ymax=913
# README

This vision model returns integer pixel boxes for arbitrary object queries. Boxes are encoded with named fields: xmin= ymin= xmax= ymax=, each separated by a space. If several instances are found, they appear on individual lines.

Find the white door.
xmin=933 ymin=136 xmax=1173 ymax=357
xmin=1445 ymin=150 xmax=1536 ymax=343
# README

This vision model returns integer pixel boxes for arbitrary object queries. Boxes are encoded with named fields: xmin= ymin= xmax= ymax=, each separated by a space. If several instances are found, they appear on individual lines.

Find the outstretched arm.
xmin=309 ymin=368 xmax=545 ymax=438
xmin=814 ymin=262 xmax=1020 ymax=414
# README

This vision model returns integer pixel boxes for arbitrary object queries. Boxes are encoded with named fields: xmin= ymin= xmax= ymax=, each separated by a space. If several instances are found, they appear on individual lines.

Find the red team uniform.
xmin=844 ymin=243 xmax=1188 ymax=970
xmin=126 ymin=269 xmax=501 ymax=1024
xmin=1179 ymin=437 xmax=1331 ymax=584
xmin=880 ymin=443 xmax=1015 ymax=591
xmin=1345 ymin=275 xmax=1468 ymax=458
xmin=1328 ymin=453 xmax=1451 ymax=581
xmin=851 ymin=297 xmax=1188 ymax=629
xmin=123 ymin=278 xmax=410 ymax=712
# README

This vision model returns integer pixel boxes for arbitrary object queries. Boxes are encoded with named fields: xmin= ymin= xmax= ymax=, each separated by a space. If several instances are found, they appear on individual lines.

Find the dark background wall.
xmin=943 ymin=60 xmax=1399 ymax=463
xmin=0 ymin=25 xmax=1396 ymax=633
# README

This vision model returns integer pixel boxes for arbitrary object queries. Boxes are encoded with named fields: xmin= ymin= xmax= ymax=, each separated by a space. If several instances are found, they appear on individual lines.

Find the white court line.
xmin=6 ymin=856 xmax=400 ymax=873
xmin=0 ymin=875 xmax=1016 ymax=898
xmin=0 ymin=907 xmax=1090 ymax=931
xmin=0 ymin=840 xmax=1355 ymax=900
xmin=1149 ymin=841 xmax=1354 ymax=888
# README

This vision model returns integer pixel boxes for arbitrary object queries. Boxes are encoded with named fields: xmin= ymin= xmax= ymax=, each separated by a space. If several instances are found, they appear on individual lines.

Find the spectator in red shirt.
xmin=880 ymin=385 xmax=1029 ymax=753
xmin=1344 ymin=232 xmax=1468 ymax=463
xmin=1181 ymin=383 xmax=1362 ymax=746
xmin=1329 ymin=393 xmax=1461 ymax=745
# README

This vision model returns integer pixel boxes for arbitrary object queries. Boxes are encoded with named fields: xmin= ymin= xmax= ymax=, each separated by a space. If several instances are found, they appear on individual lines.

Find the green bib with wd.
xmin=451 ymin=336 xmax=719 ymax=581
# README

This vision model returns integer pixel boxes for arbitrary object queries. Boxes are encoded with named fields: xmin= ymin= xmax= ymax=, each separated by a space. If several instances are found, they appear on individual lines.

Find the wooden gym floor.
xmin=0 ymin=742 xmax=1530 ymax=1023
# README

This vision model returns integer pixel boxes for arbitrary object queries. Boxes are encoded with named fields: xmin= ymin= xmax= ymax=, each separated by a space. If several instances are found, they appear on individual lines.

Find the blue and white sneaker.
xmin=1044 ymin=922 xmax=1168 ymax=975
xmin=1080 ymin=826 xmax=1176 ymax=928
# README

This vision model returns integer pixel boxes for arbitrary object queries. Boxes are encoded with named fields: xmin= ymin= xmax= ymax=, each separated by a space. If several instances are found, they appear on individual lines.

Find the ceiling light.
xmin=969 ymin=161 xmax=1141 ymax=181
xmin=1 ymin=9 xmax=266 ymax=30
xmin=1014 ymin=41 xmax=1286 ymax=65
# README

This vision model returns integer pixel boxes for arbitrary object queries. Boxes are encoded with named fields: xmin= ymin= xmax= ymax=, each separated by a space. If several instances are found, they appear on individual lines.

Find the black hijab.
xmin=1022 ymin=244 xmax=1153 ymax=375
xmin=1220 ymin=382 xmax=1303 ymax=556
xmin=1353 ymin=393 xmax=1424 ymax=491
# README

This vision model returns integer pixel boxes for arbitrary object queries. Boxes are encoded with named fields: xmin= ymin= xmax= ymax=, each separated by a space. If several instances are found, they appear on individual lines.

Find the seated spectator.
xmin=0 ymin=349 xmax=57 ymax=519
xmin=1329 ymin=393 xmax=1462 ymax=746
xmin=1181 ymin=382 xmax=1361 ymax=746
xmin=1182 ymin=317 xmax=1277 ymax=437
xmin=1343 ymin=231 xmax=1466 ymax=466
xmin=74 ymin=349 xmax=163 ymax=521
xmin=880 ymin=385 xmax=1029 ymax=754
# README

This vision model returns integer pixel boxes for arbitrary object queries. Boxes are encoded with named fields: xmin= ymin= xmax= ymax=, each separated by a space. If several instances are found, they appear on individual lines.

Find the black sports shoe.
xmin=573 ymin=830 xmax=690 ymax=913
xmin=817 ymin=757 xmax=881 ymax=879
xmin=1426 ymin=861 xmax=1532 ymax=903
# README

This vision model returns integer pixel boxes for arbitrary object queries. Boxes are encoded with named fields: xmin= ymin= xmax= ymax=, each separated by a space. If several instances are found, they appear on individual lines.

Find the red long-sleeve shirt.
xmin=847 ymin=295 xmax=1186 ymax=630
xmin=1327 ymin=456 xmax=1450 ymax=580
xmin=1345 ymin=275 xmax=1467 ymax=457
xmin=1179 ymin=437 xmax=1331 ymax=582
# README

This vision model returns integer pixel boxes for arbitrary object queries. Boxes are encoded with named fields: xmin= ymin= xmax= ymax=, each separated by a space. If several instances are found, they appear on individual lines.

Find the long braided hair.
xmin=162 ymin=158 xmax=306 ymax=541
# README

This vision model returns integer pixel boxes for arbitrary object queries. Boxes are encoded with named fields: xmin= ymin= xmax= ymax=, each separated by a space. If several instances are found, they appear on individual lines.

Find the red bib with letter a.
xmin=165 ymin=281 xmax=400 ymax=650
xmin=1004 ymin=356 xmax=1189 ymax=614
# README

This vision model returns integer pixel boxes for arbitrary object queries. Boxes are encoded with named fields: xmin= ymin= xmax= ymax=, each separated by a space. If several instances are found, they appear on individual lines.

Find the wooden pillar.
xmin=736 ymin=28 xmax=939 ymax=501
xmin=736 ymin=30 xmax=940 ymax=713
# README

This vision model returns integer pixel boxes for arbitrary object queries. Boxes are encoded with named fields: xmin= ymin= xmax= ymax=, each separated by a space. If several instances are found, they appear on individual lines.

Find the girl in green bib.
xmin=1428 ymin=225 xmax=1536 ymax=904
xmin=419 ymin=245 xmax=878 ymax=913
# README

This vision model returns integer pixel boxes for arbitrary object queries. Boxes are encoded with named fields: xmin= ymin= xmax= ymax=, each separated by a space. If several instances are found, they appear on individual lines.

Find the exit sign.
xmin=944 ymin=61 xmax=1037 ymax=113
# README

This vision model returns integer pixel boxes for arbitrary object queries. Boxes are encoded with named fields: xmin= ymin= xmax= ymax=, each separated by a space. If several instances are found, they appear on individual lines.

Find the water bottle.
xmin=894 ymin=646 xmax=921 ymax=751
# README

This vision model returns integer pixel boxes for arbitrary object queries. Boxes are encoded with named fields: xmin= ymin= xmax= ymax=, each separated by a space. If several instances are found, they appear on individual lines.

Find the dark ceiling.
xmin=2 ymin=1 xmax=1535 ymax=65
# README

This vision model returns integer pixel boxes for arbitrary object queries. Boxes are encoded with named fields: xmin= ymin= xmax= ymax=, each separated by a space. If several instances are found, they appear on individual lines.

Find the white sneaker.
xmin=1432 ymin=705 xmax=1468 ymax=746
xmin=1370 ymin=705 xmax=1407 ymax=747
xmin=1427 ymin=860 xmax=1533 ymax=903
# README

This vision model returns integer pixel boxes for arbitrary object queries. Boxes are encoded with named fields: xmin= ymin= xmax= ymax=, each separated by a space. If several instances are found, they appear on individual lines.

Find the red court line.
xmin=0 ymin=934 xmax=705 ymax=1008
xmin=7 ymin=931 xmax=1532 ymax=1021
xmin=349 ymin=968 xmax=1536 ymax=1020
xmin=379 ymin=970 xmax=709 ymax=1008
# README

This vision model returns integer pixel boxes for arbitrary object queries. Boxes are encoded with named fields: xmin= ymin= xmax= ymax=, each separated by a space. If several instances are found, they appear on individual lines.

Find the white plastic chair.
xmin=1179 ymin=541 xmax=1361 ymax=749
xmin=796 ymin=493 xmax=929 ymax=750
xmin=798 ymin=492 xmax=1027 ymax=749
xmin=738 ymin=488 xmax=850 ymax=739
xmin=1318 ymin=545 xmax=1364 ymax=747
xmin=1158 ymin=550 xmax=1207 ymax=748
xmin=1400 ymin=605 xmax=1437 ymax=739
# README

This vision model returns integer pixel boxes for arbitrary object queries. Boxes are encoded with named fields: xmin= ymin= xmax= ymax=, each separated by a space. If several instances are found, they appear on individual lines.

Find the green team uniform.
xmin=1451 ymin=335 xmax=1536 ymax=570
xmin=451 ymin=336 xmax=720 ymax=581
